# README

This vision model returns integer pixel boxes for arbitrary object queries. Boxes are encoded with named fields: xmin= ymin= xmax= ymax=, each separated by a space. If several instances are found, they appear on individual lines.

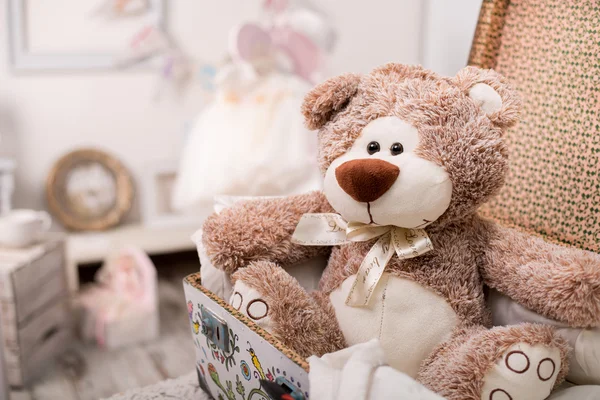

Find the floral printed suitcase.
xmin=183 ymin=273 xmax=310 ymax=400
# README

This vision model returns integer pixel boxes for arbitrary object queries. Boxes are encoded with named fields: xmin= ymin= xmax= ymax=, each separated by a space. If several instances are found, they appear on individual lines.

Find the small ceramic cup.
xmin=0 ymin=209 xmax=52 ymax=248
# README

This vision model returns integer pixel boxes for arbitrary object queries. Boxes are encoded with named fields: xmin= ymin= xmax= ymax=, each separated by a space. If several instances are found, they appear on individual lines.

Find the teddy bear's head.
xmin=302 ymin=63 xmax=521 ymax=228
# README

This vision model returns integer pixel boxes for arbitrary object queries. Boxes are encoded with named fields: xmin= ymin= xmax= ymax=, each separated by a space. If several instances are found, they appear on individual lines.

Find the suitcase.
xmin=183 ymin=273 xmax=310 ymax=400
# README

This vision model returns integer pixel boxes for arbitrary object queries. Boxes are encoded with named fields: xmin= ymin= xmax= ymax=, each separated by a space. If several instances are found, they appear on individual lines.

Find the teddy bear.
xmin=201 ymin=63 xmax=600 ymax=400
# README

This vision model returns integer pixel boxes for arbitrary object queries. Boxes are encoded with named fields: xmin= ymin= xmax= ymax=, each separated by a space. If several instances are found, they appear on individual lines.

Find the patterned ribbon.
xmin=291 ymin=213 xmax=433 ymax=307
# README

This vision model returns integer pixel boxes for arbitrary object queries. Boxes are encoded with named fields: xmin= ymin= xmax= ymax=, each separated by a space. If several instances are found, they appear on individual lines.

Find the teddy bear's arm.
xmin=202 ymin=191 xmax=334 ymax=275
xmin=476 ymin=217 xmax=600 ymax=328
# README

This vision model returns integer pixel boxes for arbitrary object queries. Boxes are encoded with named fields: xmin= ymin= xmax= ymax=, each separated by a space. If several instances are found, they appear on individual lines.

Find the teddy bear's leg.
xmin=418 ymin=324 xmax=570 ymax=400
xmin=229 ymin=261 xmax=346 ymax=358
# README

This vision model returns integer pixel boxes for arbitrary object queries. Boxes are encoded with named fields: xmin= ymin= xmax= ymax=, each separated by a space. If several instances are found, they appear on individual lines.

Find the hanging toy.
xmin=115 ymin=24 xmax=170 ymax=67
xmin=227 ymin=0 xmax=335 ymax=84
xmin=91 ymin=0 xmax=152 ymax=19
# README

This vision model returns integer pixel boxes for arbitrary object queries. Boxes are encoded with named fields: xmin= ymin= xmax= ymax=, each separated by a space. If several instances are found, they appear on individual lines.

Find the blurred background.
xmin=0 ymin=0 xmax=483 ymax=398
xmin=0 ymin=0 xmax=481 ymax=218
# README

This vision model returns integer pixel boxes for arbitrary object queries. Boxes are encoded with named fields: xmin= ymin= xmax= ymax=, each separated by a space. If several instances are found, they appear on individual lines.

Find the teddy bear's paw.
xmin=481 ymin=343 xmax=561 ymax=400
xmin=229 ymin=280 xmax=275 ymax=333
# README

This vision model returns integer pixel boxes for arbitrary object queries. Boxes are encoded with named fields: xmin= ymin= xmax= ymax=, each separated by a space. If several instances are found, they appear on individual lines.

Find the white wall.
xmin=0 ymin=0 xmax=480 ymax=224
xmin=421 ymin=0 xmax=482 ymax=76
xmin=0 ymin=0 xmax=424 ymax=222
xmin=319 ymin=0 xmax=424 ymax=75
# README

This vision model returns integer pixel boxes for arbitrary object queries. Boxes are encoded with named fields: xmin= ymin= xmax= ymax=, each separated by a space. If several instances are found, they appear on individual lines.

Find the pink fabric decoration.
xmin=230 ymin=22 xmax=322 ymax=83
xmin=78 ymin=247 xmax=157 ymax=346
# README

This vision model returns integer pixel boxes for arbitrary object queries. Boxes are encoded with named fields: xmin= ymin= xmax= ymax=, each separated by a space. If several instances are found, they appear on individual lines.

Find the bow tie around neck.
xmin=292 ymin=213 xmax=433 ymax=307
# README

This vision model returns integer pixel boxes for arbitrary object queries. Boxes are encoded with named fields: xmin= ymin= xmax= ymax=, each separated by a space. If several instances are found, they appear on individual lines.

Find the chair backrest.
xmin=469 ymin=0 xmax=600 ymax=252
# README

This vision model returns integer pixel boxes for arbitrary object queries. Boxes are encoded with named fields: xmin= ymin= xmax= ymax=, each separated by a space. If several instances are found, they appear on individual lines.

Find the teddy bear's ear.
xmin=453 ymin=66 xmax=521 ymax=128
xmin=302 ymin=73 xmax=361 ymax=130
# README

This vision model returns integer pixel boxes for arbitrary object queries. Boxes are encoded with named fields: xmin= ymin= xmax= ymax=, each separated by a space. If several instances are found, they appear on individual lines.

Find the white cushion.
xmin=488 ymin=289 xmax=600 ymax=385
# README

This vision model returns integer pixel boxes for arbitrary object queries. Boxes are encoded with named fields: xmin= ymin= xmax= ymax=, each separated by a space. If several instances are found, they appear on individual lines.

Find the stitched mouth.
xmin=367 ymin=202 xmax=375 ymax=224
xmin=365 ymin=207 xmax=431 ymax=228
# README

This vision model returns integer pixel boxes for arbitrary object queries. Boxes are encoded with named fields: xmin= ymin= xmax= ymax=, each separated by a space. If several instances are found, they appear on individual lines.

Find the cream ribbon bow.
xmin=291 ymin=213 xmax=433 ymax=307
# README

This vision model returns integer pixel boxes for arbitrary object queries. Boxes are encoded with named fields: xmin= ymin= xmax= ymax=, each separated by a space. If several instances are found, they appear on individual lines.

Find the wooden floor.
xmin=10 ymin=254 xmax=199 ymax=400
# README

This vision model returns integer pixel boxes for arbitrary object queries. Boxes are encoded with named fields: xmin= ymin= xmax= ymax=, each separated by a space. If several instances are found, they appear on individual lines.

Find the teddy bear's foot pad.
xmin=481 ymin=343 xmax=561 ymax=400
xmin=229 ymin=280 xmax=275 ymax=332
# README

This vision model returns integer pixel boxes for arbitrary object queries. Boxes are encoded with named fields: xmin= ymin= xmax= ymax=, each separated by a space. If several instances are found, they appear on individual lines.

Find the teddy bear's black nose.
xmin=335 ymin=159 xmax=400 ymax=203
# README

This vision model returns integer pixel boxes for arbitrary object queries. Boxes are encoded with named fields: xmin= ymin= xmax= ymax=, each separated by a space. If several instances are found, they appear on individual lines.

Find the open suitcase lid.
xmin=469 ymin=0 xmax=600 ymax=253
xmin=184 ymin=272 xmax=310 ymax=400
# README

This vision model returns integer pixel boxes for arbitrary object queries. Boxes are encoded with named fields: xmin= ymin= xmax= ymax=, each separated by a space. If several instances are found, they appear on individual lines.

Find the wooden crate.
xmin=0 ymin=236 xmax=73 ymax=387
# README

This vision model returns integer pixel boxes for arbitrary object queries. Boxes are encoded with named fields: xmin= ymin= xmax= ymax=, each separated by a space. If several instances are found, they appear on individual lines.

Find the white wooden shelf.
xmin=66 ymin=223 xmax=200 ymax=292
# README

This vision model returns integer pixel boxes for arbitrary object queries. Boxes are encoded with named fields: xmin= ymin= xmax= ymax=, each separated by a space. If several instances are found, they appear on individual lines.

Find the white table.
xmin=66 ymin=222 xmax=199 ymax=292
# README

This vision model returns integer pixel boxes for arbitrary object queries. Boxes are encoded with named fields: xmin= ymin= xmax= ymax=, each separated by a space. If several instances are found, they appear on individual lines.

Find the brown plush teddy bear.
xmin=202 ymin=63 xmax=600 ymax=400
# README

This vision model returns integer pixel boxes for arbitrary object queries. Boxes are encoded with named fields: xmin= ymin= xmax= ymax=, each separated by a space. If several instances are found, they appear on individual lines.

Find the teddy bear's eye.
xmin=367 ymin=141 xmax=380 ymax=155
xmin=390 ymin=142 xmax=404 ymax=156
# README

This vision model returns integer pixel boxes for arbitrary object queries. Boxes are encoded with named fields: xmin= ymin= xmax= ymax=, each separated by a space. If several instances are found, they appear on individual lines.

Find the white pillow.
xmin=488 ymin=289 xmax=600 ymax=385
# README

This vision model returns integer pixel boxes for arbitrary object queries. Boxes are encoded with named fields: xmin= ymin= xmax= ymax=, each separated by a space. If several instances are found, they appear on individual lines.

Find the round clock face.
xmin=47 ymin=149 xmax=133 ymax=231
xmin=65 ymin=162 xmax=117 ymax=218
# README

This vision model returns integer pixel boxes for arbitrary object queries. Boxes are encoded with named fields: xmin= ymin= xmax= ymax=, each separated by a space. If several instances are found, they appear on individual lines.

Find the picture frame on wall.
xmin=0 ymin=159 xmax=16 ymax=215
xmin=141 ymin=159 xmax=203 ymax=228
xmin=7 ymin=0 xmax=166 ymax=71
